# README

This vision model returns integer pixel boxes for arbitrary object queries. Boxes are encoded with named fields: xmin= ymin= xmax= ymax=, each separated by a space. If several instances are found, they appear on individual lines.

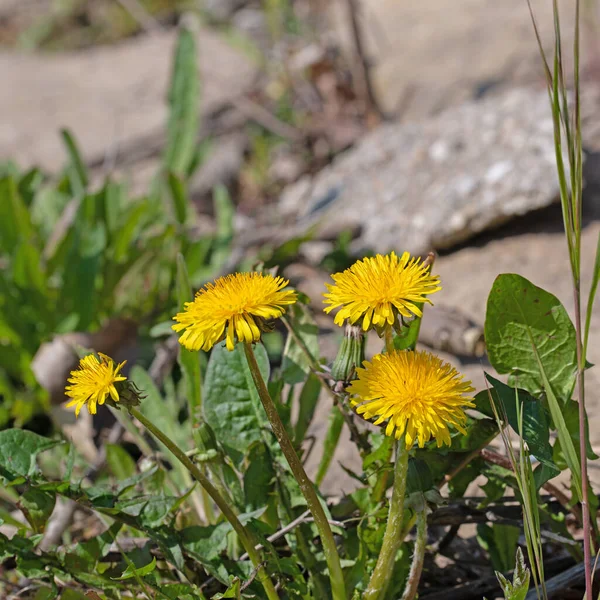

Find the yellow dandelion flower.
xmin=347 ymin=350 xmax=475 ymax=449
xmin=173 ymin=272 xmax=297 ymax=352
xmin=65 ymin=353 xmax=127 ymax=417
xmin=323 ymin=251 xmax=441 ymax=330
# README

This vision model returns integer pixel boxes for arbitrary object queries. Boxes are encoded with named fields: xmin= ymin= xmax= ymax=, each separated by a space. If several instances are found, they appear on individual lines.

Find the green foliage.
xmin=0 ymin=26 xmax=234 ymax=428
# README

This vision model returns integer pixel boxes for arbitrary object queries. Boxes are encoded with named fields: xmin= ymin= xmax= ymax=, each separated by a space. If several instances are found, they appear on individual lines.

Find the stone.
xmin=274 ymin=87 xmax=563 ymax=256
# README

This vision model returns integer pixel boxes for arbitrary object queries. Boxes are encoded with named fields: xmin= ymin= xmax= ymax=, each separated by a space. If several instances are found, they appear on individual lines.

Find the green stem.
xmin=400 ymin=509 xmax=427 ymax=600
xmin=364 ymin=440 xmax=410 ymax=600
xmin=243 ymin=343 xmax=347 ymax=600
xmin=128 ymin=407 xmax=279 ymax=600
xmin=384 ymin=327 xmax=394 ymax=353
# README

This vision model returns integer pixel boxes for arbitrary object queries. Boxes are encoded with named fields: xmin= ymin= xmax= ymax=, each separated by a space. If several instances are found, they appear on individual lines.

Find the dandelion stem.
xmin=400 ymin=508 xmax=427 ymax=600
xmin=243 ymin=342 xmax=347 ymax=600
xmin=127 ymin=407 xmax=279 ymax=600
xmin=364 ymin=438 xmax=409 ymax=600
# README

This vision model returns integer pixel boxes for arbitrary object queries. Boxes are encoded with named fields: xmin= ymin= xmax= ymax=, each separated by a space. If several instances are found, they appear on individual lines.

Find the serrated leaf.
xmin=0 ymin=430 xmax=62 ymax=481
xmin=485 ymin=273 xmax=577 ymax=402
xmin=18 ymin=489 xmax=56 ymax=533
xmin=203 ymin=342 xmax=270 ymax=464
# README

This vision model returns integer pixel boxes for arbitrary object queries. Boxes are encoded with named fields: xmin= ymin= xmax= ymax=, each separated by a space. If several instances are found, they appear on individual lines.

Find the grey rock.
xmin=276 ymin=87 xmax=562 ymax=255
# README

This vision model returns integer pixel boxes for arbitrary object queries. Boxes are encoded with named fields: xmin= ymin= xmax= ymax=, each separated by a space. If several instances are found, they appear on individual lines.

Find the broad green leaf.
xmin=282 ymin=304 xmax=319 ymax=384
xmin=113 ymin=556 xmax=156 ymax=580
xmin=181 ymin=522 xmax=231 ymax=562
xmin=477 ymin=523 xmax=520 ymax=573
xmin=177 ymin=253 xmax=202 ymax=421
xmin=315 ymin=406 xmax=344 ymax=486
xmin=0 ymin=430 xmax=62 ymax=480
xmin=243 ymin=442 xmax=275 ymax=511
xmin=203 ymin=342 xmax=270 ymax=464
xmin=18 ymin=489 xmax=56 ymax=533
xmin=114 ymin=495 xmax=181 ymax=529
xmin=164 ymin=27 xmax=200 ymax=176
xmin=485 ymin=273 xmax=577 ymax=402
xmin=212 ymin=578 xmax=241 ymax=599
xmin=479 ymin=375 xmax=559 ymax=475
xmin=106 ymin=444 xmax=137 ymax=481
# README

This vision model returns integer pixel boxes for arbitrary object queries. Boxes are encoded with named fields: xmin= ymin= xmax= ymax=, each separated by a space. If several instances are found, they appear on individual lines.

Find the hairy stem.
xmin=364 ymin=440 xmax=409 ymax=600
xmin=243 ymin=343 xmax=347 ymax=600
xmin=401 ymin=509 xmax=427 ymax=600
xmin=128 ymin=407 xmax=279 ymax=600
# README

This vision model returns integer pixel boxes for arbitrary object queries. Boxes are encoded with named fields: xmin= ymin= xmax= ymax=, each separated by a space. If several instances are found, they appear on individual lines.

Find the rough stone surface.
xmin=277 ymin=87 xmax=562 ymax=255
xmin=0 ymin=28 xmax=257 ymax=175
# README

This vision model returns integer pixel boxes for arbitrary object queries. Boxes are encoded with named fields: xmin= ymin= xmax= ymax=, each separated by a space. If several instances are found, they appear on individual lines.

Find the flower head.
xmin=65 ymin=353 xmax=127 ymax=417
xmin=173 ymin=272 xmax=297 ymax=352
xmin=323 ymin=251 xmax=441 ymax=331
xmin=347 ymin=350 xmax=475 ymax=449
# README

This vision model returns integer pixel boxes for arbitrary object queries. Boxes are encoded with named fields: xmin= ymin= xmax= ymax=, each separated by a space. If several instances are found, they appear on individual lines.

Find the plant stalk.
xmin=243 ymin=342 xmax=347 ymax=600
xmin=401 ymin=508 xmax=427 ymax=600
xmin=364 ymin=439 xmax=410 ymax=600
xmin=574 ymin=284 xmax=593 ymax=596
xmin=128 ymin=407 xmax=279 ymax=600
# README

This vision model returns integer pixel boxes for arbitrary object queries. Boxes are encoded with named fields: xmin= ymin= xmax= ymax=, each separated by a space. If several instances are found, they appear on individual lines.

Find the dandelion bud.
xmin=331 ymin=324 xmax=366 ymax=384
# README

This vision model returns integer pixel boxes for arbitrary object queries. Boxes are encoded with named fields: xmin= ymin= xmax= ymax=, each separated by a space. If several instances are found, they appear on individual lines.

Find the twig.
xmin=524 ymin=556 xmax=600 ymax=599
xmin=342 ymin=0 xmax=386 ymax=120
xmin=239 ymin=509 xmax=311 ymax=560
xmin=231 ymin=95 xmax=302 ymax=141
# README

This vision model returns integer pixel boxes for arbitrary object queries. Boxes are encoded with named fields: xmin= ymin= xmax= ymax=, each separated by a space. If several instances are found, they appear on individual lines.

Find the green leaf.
xmin=177 ymin=253 xmax=202 ymax=422
xmin=0 ymin=176 xmax=33 ymax=252
xmin=315 ymin=406 xmax=344 ymax=486
xmin=129 ymin=366 xmax=191 ymax=486
xmin=181 ymin=522 xmax=231 ymax=562
xmin=164 ymin=27 xmax=200 ymax=176
xmin=496 ymin=547 xmax=530 ymax=600
xmin=243 ymin=442 xmax=275 ymax=511
xmin=168 ymin=171 xmax=189 ymax=225
xmin=293 ymin=373 xmax=321 ymax=444
xmin=18 ymin=489 xmax=56 ymax=533
xmin=210 ymin=185 xmax=234 ymax=270
xmin=212 ymin=578 xmax=241 ymax=599
xmin=61 ymin=129 xmax=88 ymax=192
xmin=203 ymin=342 xmax=270 ymax=464
xmin=485 ymin=273 xmax=577 ymax=402
xmin=481 ymin=375 xmax=559 ymax=475
xmin=477 ymin=523 xmax=520 ymax=573
xmin=282 ymin=304 xmax=319 ymax=384
xmin=0 ymin=430 xmax=62 ymax=481
xmin=113 ymin=556 xmax=156 ymax=580
xmin=106 ymin=444 xmax=137 ymax=481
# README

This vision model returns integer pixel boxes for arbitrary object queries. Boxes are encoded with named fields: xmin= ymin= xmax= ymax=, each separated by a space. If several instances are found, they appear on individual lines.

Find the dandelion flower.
xmin=65 ymin=353 xmax=127 ymax=417
xmin=323 ymin=251 xmax=441 ymax=331
xmin=173 ymin=272 xmax=297 ymax=352
xmin=348 ymin=350 xmax=475 ymax=449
